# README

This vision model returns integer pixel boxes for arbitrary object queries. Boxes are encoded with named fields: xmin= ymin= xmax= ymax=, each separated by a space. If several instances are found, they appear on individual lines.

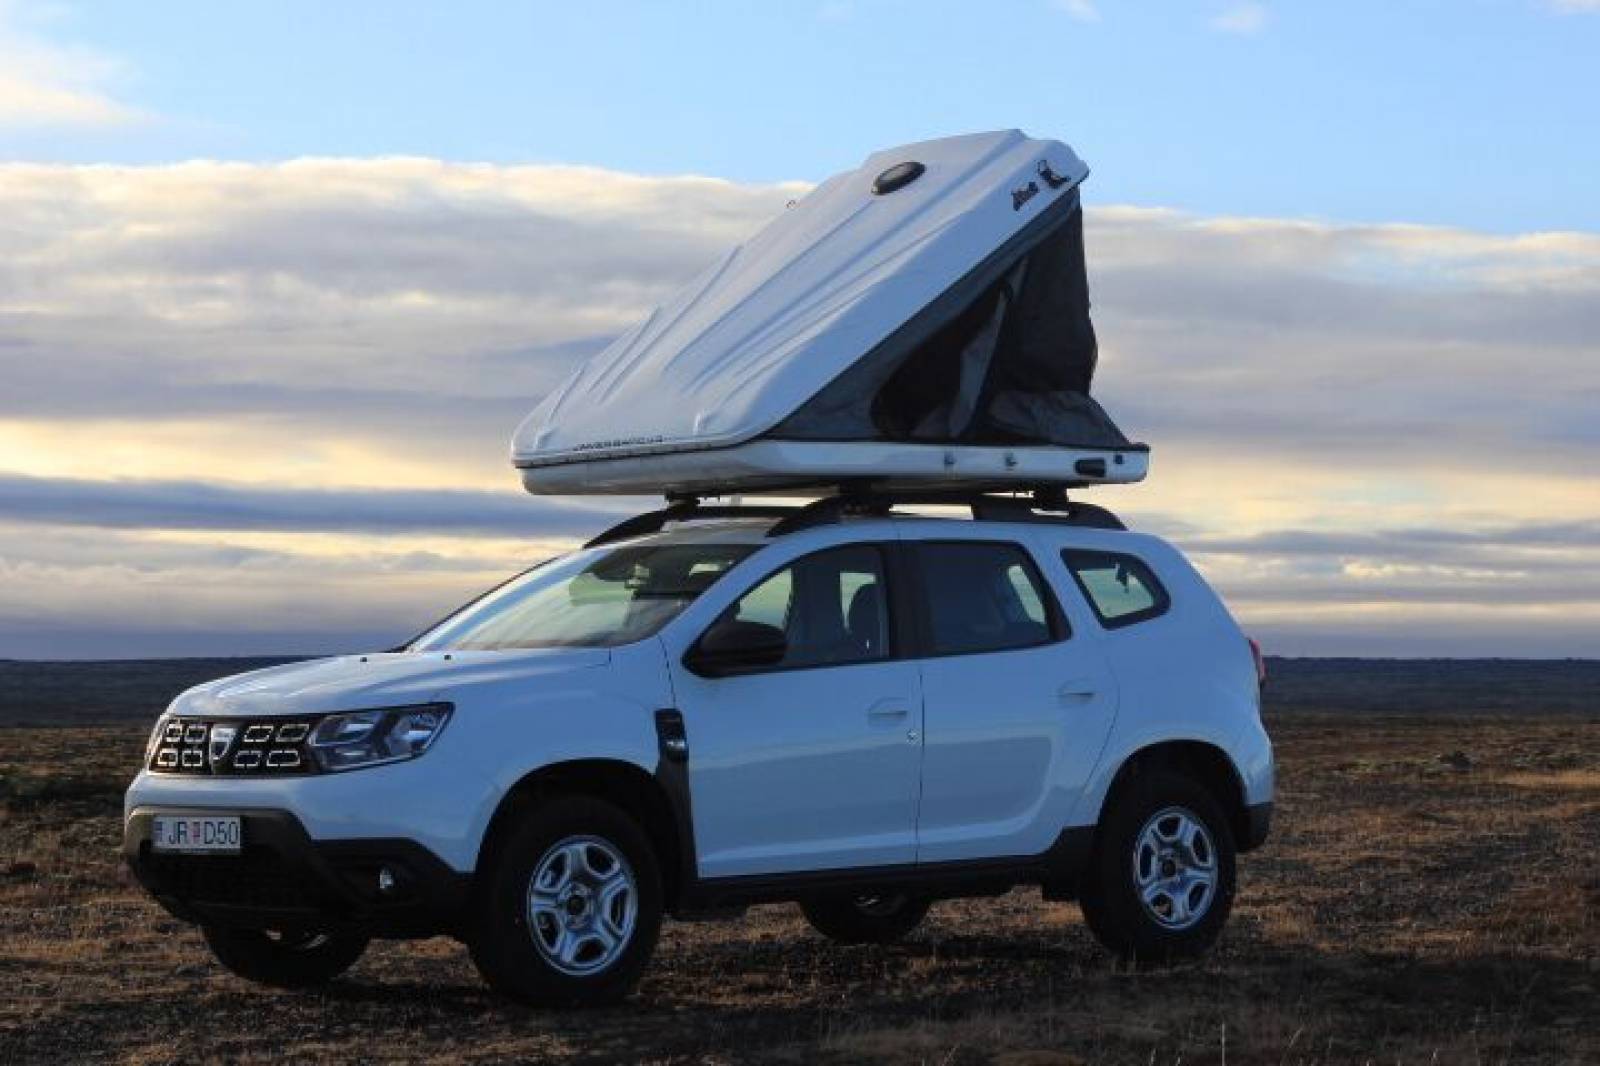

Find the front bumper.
xmin=123 ymin=808 xmax=470 ymax=938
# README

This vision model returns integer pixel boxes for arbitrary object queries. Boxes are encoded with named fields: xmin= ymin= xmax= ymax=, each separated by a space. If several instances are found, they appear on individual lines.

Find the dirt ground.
xmin=1 ymin=714 xmax=1596 ymax=1065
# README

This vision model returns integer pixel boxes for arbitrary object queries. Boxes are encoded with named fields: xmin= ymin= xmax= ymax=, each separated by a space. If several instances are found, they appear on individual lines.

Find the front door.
xmin=669 ymin=543 xmax=924 ymax=879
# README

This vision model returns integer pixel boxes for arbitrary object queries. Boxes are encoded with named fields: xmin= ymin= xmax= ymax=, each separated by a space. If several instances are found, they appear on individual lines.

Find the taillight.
xmin=1247 ymin=637 xmax=1267 ymax=688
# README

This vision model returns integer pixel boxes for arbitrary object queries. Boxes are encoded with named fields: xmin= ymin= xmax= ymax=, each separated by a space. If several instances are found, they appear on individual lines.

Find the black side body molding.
xmin=674 ymin=827 xmax=1094 ymax=912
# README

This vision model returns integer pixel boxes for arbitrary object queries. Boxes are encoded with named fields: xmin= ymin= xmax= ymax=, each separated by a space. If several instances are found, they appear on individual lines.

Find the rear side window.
xmin=916 ymin=542 xmax=1064 ymax=656
xmin=1062 ymin=550 xmax=1171 ymax=629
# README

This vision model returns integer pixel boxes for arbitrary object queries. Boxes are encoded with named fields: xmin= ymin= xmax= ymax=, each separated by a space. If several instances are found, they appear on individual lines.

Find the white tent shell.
xmin=512 ymin=130 xmax=1147 ymax=497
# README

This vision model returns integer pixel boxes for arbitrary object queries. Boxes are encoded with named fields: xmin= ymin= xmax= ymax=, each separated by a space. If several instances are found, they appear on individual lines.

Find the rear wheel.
xmin=468 ymin=795 xmax=662 ymax=1006
xmin=201 ymin=925 xmax=368 ymax=988
xmin=800 ymin=893 xmax=930 ymax=945
xmin=1078 ymin=771 xmax=1236 ymax=964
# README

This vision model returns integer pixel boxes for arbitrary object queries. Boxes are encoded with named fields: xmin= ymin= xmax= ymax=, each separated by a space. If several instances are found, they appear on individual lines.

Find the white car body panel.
xmin=124 ymin=516 xmax=1272 ymax=888
xmin=668 ymin=656 xmax=925 ymax=877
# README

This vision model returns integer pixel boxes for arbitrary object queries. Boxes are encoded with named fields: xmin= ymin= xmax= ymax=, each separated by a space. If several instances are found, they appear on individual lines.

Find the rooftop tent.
xmin=513 ymin=130 xmax=1147 ymax=496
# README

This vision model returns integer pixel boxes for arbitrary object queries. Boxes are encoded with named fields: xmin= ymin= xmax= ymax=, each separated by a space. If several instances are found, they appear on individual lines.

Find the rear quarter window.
xmin=1062 ymin=549 xmax=1171 ymax=629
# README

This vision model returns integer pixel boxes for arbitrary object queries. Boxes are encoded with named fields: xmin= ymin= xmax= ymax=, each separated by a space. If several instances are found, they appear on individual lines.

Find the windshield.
xmin=410 ymin=542 xmax=756 ymax=652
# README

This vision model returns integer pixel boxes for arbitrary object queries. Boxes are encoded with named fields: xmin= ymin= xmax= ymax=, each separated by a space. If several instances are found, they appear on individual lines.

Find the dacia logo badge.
xmin=208 ymin=724 xmax=237 ymax=766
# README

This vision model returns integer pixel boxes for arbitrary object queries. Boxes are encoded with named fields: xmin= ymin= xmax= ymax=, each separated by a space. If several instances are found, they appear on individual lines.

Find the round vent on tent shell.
xmin=872 ymin=161 xmax=925 ymax=195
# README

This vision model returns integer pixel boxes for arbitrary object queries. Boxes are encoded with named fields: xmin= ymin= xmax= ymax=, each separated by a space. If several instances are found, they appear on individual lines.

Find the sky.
xmin=0 ymin=0 xmax=1597 ymax=659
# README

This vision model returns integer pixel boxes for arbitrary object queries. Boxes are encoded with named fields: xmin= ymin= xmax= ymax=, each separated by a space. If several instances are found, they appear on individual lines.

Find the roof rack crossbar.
xmin=763 ymin=488 xmax=1126 ymax=537
xmin=584 ymin=486 xmax=1125 ymax=548
xmin=584 ymin=498 xmax=802 ymax=548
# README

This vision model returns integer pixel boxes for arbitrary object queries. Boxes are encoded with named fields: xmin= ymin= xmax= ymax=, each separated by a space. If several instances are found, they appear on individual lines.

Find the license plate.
xmin=151 ymin=815 xmax=242 ymax=854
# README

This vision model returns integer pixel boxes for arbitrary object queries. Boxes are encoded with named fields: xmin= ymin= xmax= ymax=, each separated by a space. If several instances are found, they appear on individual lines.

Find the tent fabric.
xmin=512 ymin=130 xmax=1137 ymax=478
xmin=776 ymin=198 xmax=1128 ymax=448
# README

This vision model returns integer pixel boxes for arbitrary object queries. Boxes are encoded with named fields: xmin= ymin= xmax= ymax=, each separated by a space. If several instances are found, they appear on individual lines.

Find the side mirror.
xmin=685 ymin=619 xmax=787 ymax=677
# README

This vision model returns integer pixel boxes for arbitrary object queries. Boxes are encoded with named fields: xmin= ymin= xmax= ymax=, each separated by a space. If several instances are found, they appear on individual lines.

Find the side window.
xmin=725 ymin=545 xmax=891 ymax=669
xmin=1062 ymin=549 xmax=1171 ymax=629
xmin=733 ymin=568 xmax=792 ymax=631
xmin=917 ymin=542 xmax=1064 ymax=656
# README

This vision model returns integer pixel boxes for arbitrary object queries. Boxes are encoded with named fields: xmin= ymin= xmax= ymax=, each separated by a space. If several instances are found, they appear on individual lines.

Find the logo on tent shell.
xmin=1037 ymin=160 xmax=1072 ymax=189
xmin=574 ymin=435 xmax=668 ymax=452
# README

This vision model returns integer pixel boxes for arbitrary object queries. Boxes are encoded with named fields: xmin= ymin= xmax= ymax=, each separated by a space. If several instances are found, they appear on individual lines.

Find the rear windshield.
xmin=411 ymin=543 xmax=756 ymax=651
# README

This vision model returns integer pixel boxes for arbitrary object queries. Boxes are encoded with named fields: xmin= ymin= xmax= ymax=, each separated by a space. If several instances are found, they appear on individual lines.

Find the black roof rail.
xmin=583 ymin=487 xmax=1125 ymax=548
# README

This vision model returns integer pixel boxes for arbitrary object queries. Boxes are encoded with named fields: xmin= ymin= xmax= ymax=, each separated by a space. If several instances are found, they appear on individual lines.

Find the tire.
xmin=468 ymin=795 xmax=662 ymax=1006
xmin=800 ymin=893 xmax=930 ymax=945
xmin=201 ymin=925 xmax=369 ymax=989
xmin=1078 ymin=771 xmax=1237 ymax=964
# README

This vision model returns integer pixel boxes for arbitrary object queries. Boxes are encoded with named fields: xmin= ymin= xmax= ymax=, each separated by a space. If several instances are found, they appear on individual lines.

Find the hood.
xmin=168 ymin=648 xmax=611 ymax=719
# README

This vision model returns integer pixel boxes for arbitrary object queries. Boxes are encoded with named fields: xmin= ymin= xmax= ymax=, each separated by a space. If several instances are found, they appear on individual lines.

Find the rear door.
xmin=908 ymin=535 xmax=1119 ymax=863
xmin=668 ymin=542 xmax=925 ymax=879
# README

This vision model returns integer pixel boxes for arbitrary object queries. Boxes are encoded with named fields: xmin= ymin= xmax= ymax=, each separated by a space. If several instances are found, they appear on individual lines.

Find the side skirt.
xmin=674 ymin=826 xmax=1095 ymax=914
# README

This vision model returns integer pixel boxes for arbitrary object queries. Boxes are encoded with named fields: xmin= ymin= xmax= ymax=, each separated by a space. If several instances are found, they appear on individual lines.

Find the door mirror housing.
xmin=686 ymin=619 xmax=787 ymax=677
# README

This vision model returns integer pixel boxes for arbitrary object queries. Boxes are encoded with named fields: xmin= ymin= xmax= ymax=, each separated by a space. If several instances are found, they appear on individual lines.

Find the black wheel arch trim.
xmin=1096 ymin=740 xmax=1268 ymax=854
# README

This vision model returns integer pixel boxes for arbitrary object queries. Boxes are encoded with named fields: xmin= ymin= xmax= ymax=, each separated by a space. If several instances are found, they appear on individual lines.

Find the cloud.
xmin=1083 ymin=207 xmax=1600 ymax=480
xmin=1051 ymin=0 xmax=1101 ymax=23
xmin=0 ymin=159 xmax=800 ymax=432
xmin=0 ymin=472 xmax=627 ymax=538
xmin=0 ymin=1 xmax=144 ymax=127
xmin=1211 ymin=3 xmax=1268 ymax=34
xmin=0 ymin=157 xmax=1596 ymax=657
xmin=0 ymin=527 xmax=510 ymax=659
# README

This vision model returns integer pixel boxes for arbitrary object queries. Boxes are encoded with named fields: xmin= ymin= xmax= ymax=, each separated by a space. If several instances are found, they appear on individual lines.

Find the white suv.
xmin=124 ymin=496 xmax=1273 ymax=1005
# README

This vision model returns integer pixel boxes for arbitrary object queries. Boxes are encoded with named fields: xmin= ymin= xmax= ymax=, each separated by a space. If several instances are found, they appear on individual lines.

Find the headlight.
xmin=308 ymin=704 xmax=452 ymax=772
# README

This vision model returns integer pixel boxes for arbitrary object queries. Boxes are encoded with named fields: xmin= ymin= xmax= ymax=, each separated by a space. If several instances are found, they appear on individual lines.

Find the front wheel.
xmin=201 ymin=925 xmax=369 ymax=988
xmin=800 ymin=893 xmax=930 ymax=945
xmin=468 ymin=795 xmax=662 ymax=1006
xmin=1078 ymin=771 xmax=1237 ymax=964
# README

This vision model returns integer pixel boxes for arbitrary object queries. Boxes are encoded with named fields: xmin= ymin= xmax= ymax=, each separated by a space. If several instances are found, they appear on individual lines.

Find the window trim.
xmin=685 ymin=542 xmax=900 ymax=677
xmin=1061 ymin=548 xmax=1172 ymax=630
xmin=905 ymin=539 xmax=1070 ymax=660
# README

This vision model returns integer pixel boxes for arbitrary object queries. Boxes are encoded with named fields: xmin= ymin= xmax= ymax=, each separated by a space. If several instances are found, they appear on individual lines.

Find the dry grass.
xmin=1 ymin=715 xmax=1597 ymax=1064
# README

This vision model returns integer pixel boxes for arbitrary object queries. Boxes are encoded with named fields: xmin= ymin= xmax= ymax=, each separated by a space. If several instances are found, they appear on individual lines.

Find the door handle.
xmin=1058 ymin=680 xmax=1098 ymax=704
xmin=867 ymin=699 xmax=910 ymax=721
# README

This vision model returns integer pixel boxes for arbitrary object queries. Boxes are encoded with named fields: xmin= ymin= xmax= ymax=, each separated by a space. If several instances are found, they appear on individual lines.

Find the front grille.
xmin=143 ymin=848 xmax=325 ymax=910
xmin=149 ymin=717 xmax=317 ymax=776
